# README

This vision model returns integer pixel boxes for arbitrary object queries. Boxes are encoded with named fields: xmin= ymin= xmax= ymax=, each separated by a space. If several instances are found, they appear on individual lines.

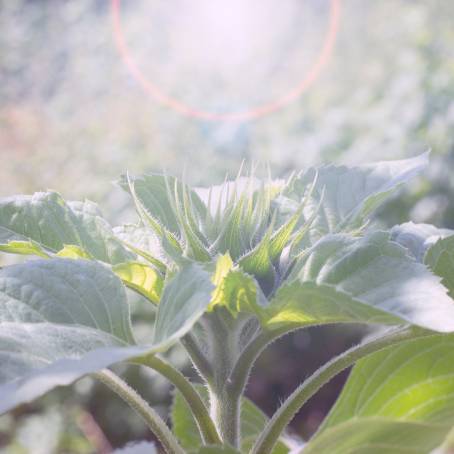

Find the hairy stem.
xmin=181 ymin=333 xmax=214 ymax=385
xmin=131 ymin=354 xmax=221 ymax=446
xmin=251 ymin=327 xmax=429 ymax=454
xmin=94 ymin=370 xmax=184 ymax=454
xmin=206 ymin=311 xmax=241 ymax=448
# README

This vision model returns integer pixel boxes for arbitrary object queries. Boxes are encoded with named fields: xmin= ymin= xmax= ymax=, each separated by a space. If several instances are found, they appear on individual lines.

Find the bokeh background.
xmin=1 ymin=0 xmax=454 ymax=452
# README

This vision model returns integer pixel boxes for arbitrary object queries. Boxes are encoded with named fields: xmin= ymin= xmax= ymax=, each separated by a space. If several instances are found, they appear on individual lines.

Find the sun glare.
xmin=112 ymin=0 xmax=340 ymax=121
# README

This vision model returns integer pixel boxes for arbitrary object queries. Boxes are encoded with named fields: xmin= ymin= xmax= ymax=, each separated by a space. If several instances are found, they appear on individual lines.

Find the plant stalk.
xmin=251 ymin=326 xmax=429 ymax=454
xmin=131 ymin=354 xmax=221 ymax=446
xmin=94 ymin=369 xmax=184 ymax=454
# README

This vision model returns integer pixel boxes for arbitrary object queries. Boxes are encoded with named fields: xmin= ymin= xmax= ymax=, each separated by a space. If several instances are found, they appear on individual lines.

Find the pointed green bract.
xmin=305 ymin=334 xmax=454 ymax=453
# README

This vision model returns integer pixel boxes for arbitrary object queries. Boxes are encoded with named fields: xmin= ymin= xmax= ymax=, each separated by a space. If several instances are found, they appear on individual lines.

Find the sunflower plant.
xmin=1 ymin=153 xmax=454 ymax=454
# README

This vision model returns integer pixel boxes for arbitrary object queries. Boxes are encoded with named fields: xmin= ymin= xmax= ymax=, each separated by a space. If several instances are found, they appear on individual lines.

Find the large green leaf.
xmin=264 ymin=231 xmax=454 ymax=333
xmin=171 ymin=384 xmax=289 ymax=453
xmin=0 ymin=192 xmax=132 ymax=264
xmin=283 ymin=153 xmax=428 ymax=239
xmin=304 ymin=334 xmax=454 ymax=453
xmin=0 ymin=259 xmax=213 ymax=415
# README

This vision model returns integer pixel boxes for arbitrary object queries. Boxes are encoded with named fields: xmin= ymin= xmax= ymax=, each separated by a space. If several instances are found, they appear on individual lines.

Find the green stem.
xmin=251 ymin=327 xmax=427 ymax=454
xmin=206 ymin=311 xmax=241 ymax=448
xmin=131 ymin=354 xmax=221 ymax=446
xmin=94 ymin=370 xmax=184 ymax=454
xmin=181 ymin=333 xmax=214 ymax=385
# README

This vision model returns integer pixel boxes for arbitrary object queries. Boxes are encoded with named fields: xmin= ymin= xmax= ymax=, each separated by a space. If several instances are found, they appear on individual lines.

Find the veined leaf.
xmin=305 ymin=334 xmax=454 ymax=453
xmin=0 ymin=192 xmax=132 ymax=264
xmin=172 ymin=384 xmax=290 ymax=454
xmin=283 ymin=153 xmax=428 ymax=239
xmin=0 ymin=259 xmax=213 ymax=415
xmin=113 ymin=262 xmax=163 ymax=304
xmin=302 ymin=418 xmax=449 ymax=454
xmin=263 ymin=231 xmax=454 ymax=333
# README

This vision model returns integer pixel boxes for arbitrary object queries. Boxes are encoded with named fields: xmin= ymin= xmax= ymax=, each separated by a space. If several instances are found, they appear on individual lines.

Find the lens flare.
xmin=112 ymin=0 xmax=341 ymax=122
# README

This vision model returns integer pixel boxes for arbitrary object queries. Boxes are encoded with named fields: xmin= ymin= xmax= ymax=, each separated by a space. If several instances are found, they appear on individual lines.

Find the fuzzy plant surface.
xmin=1 ymin=153 xmax=454 ymax=453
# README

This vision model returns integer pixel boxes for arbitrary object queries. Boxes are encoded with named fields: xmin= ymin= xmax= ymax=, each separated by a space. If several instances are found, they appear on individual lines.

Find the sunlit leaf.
xmin=113 ymin=261 xmax=163 ymax=304
xmin=305 ymin=334 xmax=454 ymax=453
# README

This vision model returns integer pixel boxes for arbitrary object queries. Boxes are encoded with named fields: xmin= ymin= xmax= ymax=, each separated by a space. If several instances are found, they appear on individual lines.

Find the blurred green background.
xmin=1 ymin=0 xmax=454 ymax=452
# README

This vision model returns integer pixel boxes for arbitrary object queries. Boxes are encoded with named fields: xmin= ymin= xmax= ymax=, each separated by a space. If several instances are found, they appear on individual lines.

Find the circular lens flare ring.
xmin=112 ymin=0 xmax=341 ymax=122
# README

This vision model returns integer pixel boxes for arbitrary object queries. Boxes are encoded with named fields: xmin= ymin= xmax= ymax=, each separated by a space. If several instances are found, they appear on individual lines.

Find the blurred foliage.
xmin=1 ymin=0 xmax=454 ymax=451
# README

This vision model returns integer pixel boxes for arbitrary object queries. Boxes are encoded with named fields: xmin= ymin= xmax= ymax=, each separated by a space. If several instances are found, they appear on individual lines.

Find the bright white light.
xmin=118 ymin=0 xmax=332 ymax=115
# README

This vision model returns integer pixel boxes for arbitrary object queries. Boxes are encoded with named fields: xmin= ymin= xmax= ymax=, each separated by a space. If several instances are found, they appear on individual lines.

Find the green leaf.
xmin=0 ymin=192 xmax=132 ymax=264
xmin=172 ymin=384 xmax=289 ymax=453
xmin=263 ymin=231 xmax=454 ymax=332
xmin=113 ymin=261 xmax=163 ymax=304
xmin=303 ymin=418 xmax=449 ymax=454
xmin=425 ymin=235 xmax=454 ymax=297
xmin=0 ymin=259 xmax=213 ymax=415
xmin=152 ymin=263 xmax=214 ymax=348
xmin=284 ymin=153 xmax=428 ymax=238
xmin=305 ymin=334 xmax=454 ymax=453
xmin=0 ymin=258 xmax=144 ymax=413
xmin=56 ymin=244 xmax=92 ymax=259
xmin=0 ymin=240 xmax=50 ymax=258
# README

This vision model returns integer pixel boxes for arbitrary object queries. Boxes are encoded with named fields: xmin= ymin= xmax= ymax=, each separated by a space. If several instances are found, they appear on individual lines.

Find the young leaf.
xmin=305 ymin=334 xmax=454 ymax=453
xmin=113 ymin=261 xmax=163 ymax=304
